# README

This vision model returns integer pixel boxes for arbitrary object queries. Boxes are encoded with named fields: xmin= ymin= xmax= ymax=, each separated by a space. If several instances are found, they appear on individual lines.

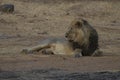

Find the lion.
xmin=22 ymin=37 xmax=82 ymax=57
xmin=21 ymin=18 xmax=102 ymax=57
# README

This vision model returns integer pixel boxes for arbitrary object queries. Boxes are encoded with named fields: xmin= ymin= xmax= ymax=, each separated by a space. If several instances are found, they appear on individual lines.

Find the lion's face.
xmin=65 ymin=19 xmax=84 ymax=43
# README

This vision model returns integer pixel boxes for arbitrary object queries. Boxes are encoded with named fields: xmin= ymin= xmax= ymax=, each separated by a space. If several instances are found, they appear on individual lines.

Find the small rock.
xmin=0 ymin=4 xmax=14 ymax=13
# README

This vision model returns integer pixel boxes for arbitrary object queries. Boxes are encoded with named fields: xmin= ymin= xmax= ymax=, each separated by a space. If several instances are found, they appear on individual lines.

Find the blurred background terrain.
xmin=0 ymin=0 xmax=120 ymax=75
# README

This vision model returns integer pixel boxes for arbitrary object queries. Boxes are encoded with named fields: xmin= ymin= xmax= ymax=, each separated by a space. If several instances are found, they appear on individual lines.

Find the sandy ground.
xmin=0 ymin=0 xmax=120 ymax=79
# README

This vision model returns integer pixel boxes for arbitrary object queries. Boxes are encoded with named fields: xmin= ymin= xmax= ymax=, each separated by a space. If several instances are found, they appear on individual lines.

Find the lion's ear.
xmin=75 ymin=21 xmax=82 ymax=28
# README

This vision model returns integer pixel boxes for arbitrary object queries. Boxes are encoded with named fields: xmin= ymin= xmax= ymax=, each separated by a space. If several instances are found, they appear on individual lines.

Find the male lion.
xmin=65 ymin=18 xmax=101 ymax=56
xmin=21 ymin=18 xmax=101 ymax=57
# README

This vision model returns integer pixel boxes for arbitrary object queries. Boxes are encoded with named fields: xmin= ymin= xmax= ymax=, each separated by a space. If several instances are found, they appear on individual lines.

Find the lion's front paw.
xmin=74 ymin=53 xmax=82 ymax=58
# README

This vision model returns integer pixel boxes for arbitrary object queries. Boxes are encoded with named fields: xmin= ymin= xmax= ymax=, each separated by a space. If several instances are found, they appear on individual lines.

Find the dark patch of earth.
xmin=0 ymin=69 xmax=120 ymax=80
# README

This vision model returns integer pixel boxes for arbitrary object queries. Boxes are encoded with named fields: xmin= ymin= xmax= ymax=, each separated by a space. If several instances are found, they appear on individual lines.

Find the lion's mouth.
xmin=65 ymin=34 xmax=74 ymax=42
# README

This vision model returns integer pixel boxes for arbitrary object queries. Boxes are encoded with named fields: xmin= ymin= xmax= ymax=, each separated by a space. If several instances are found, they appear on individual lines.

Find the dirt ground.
xmin=0 ymin=0 xmax=120 ymax=79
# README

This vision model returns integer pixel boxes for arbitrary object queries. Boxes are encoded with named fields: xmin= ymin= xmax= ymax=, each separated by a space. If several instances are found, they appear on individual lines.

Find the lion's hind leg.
xmin=21 ymin=44 xmax=51 ymax=54
xmin=41 ymin=48 xmax=54 ymax=55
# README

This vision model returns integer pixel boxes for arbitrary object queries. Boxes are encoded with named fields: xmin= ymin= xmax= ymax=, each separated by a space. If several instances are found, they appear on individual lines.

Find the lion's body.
xmin=22 ymin=37 xmax=81 ymax=56
xmin=39 ymin=38 xmax=74 ymax=55
xmin=22 ymin=18 xmax=101 ymax=57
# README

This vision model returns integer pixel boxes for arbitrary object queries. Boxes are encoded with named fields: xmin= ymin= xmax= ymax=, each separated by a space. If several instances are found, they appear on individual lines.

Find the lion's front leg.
xmin=21 ymin=44 xmax=51 ymax=54
xmin=74 ymin=49 xmax=82 ymax=58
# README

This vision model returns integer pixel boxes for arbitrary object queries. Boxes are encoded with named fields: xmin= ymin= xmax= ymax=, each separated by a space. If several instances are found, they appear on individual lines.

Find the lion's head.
xmin=65 ymin=18 xmax=88 ymax=46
